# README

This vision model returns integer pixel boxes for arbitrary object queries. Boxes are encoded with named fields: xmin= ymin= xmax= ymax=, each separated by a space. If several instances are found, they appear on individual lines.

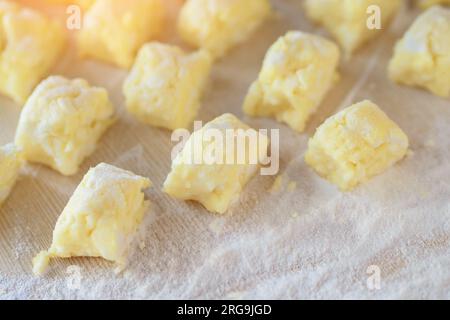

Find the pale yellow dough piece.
xmin=305 ymin=100 xmax=409 ymax=191
xmin=78 ymin=0 xmax=165 ymax=68
xmin=417 ymin=0 xmax=450 ymax=9
xmin=178 ymin=0 xmax=272 ymax=59
xmin=0 ymin=0 xmax=66 ymax=104
xmin=0 ymin=144 xmax=23 ymax=206
xmin=389 ymin=6 xmax=450 ymax=97
xmin=32 ymin=163 xmax=152 ymax=275
xmin=304 ymin=0 xmax=401 ymax=55
xmin=123 ymin=43 xmax=212 ymax=130
xmin=243 ymin=31 xmax=340 ymax=133
xmin=15 ymin=76 xmax=115 ymax=176
xmin=164 ymin=113 xmax=269 ymax=214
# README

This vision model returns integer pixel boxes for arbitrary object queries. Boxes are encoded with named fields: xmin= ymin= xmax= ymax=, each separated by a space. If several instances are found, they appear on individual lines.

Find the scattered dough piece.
xmin=389 ymin=6 xmax=450 ymax=97
xmin=78 ymin=0 xmax=165 ymax=68
xmin=0 ymin=0 xmax=66 ymax=104
xmin=178 ymin=0 xmax=272 ymax=59
xmin=0 ymin=144 xmax=23 ymax=206
xmin=123 ymin=42 xmax=212 ymax=130
xmin=15 ymin=76 xmax=115 ymax=176
xmin=32 ymin=163 xmax=152 ymax=275
xmin=417 ymin=0 xmax=450 ymax=9
xmin=269 ymin=174 xmax=297 ymax=193
xmin=304 ymin=0 xmax=401 ymax=55
xmin=164 ymin=113 xmax=269 ymax=214
xmin=243 ymin=31 xmax=340 ymax=132
xmin=305 ymin=100 xmax=409 ymax=191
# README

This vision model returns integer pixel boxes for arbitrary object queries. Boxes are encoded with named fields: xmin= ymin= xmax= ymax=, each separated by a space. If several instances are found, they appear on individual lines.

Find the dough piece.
xmin=15 ymin=76 xmax=115 ymax=176
xmin=0 ymin=144 xmax=23 ymax=206
xmin=164 ymin=113 xmax=269 ymax=214
xmin=123 ymin=42 xmax=212 ymax=130
xmin=77 ymin=0 xmax=165 ymax=68
xmin=389 ymin=6 xmax=450 ymax=97
xmin=304 ymin=0 xmax=401 ymax=55
xmin=178 ymin=0 xmax=271 ymax=59
xmin=32 ymin=163 xmax=152 ymax=275
xmin=0 ymin=0 xmax=66 ymax=104
xmin=243 ymin=31 xmax=340 ymax=132
xmin=305 ymin=100 xmax=409 ymax=191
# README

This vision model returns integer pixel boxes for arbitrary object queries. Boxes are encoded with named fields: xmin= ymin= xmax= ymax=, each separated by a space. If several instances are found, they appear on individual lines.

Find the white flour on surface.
xmin=0 ymin=0 xmax=449 ymax=299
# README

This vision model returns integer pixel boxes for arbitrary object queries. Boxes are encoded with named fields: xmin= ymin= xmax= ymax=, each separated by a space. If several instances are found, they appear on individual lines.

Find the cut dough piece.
xmin=243 ymin=31 xmax=340 ymax=132
xmin=164 ymin=113 xmax=269 ymax=214
xmin=389 ymin=6 xmax=450 ymax=97
xmin=304 ymin=0 xmax=401 ymax=55
xmin=0 ymin=144 xmax=23 ymax=206
xmin=305 ymin=100 xmax=409 ymax=191
xmin=178 ymin=0 xmax=272 ymax=59
xmin=0 ymin=0 xmax=66 ymax=104
xmin=123 ymin=42 xmax=212 ymax=130
xmin=15 ymin=76 xmax=115 ymax=176
xmin=32 ymin=163 xmax=152 ymax=275
xmin=77 ymin=0 xmax=165 ymax=68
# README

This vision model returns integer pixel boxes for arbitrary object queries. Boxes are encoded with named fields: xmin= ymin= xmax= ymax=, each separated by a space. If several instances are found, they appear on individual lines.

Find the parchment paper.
xmin=0 ymin=0 xmax=449 ymax=299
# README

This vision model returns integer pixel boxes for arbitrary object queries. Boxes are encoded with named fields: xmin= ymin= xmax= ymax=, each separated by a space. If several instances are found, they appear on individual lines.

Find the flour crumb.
xmin=287 ymin=181 xmax=297 ymax=192
xmin=424 ymin=139 xmax=435 ymax=148
xmin=270 ymin=175 xmax=297 ymax=194
xmin=226 ymin=291 xmax=245 ymax=300
xmin=209 ymin=219 xmax=225 ymax=235
xmin=270 ymin=175 xmax=284 ymax=193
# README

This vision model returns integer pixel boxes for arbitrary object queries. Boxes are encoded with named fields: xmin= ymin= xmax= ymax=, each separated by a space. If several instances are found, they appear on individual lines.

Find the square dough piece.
xmin=178 ymin=0 xmax=272 ymax=59
xmin=123 ymin=42 xmax=212 ymax=131
xmin=15 ymin=76 xmax=115 ymax=176
xmin=243 ymin=31 xmax=340 ymax=133
xmin=32 ymin=163 xmax=152 ymax=275
xmin=77 ymin=0 xmax=165 ymax=69
xmin=0 ymin=144 xmax=23 ymax=206
xmin=0 ymin=0 xmax=66 ymax=104
xmin=305 ymin=100 xmax=409 ymax=191
xmin=389 ymin=6 xmax=450 ymax=97
xmin=304 ymin=0 xmax=401 ymax=55
xmin=163 ymin=113 xmax=269 ymax=214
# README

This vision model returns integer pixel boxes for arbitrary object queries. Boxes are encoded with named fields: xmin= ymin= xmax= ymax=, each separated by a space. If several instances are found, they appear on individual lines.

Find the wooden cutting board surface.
xmin=0 ymin=0 xmax=449 ymax=299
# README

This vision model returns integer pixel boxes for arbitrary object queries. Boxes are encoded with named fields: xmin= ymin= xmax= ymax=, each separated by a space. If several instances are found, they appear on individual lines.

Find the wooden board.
xmin=0 ymin=0 xmax=449 ymax=299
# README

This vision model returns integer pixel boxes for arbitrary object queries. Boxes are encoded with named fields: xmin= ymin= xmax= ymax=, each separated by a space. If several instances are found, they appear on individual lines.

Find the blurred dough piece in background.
xmin=304 ymin=0 xmax=402 ymax=55
xmin=178 ymin=0 xmax=272 ymax=60
xmin=0 ymin=0 xmax=66 ymax=104
xmin=389 ymin=6 xmax=450 ymax=97
xmin=77 ymin=0 xmax=166 ymax=68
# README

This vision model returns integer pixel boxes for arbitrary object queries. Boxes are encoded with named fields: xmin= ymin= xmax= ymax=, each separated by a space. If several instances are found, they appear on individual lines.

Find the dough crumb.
xmin=32 ymin=251 xmax=50 ymax=276
xmin=287 ymin=181 xmax=297 ymax=192
xmin=270 ymin=175 xmax=284 ymax=193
